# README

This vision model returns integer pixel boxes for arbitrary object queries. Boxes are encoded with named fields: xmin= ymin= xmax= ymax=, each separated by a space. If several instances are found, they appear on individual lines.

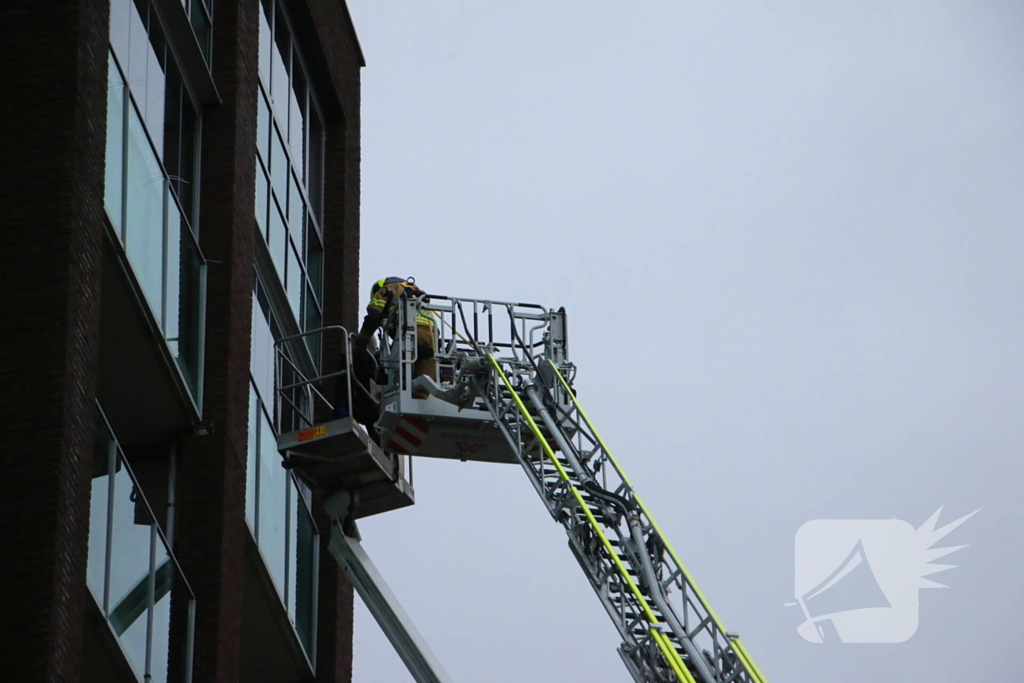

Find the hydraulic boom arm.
xmin=399 ymin=296 xmax=768 ymax=683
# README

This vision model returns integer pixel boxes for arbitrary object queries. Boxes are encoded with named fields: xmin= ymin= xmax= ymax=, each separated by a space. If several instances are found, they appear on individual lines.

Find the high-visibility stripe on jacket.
xmin=366 ymin=281 xmax=434 ymax=328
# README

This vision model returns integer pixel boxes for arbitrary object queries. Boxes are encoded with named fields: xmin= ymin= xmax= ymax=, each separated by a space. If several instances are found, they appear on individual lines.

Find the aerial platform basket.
xmin=273 ymin=327 xmax=415 ymax=521
xmin=373 ymin=295 xmax=574 ymax=464
xmin=276 ymin=416 xmax=414 ymax=519
xmin=271 ymin=295 xmax=769 ymax=683
xmin=377 ymin=402 xmax=510 ymax=463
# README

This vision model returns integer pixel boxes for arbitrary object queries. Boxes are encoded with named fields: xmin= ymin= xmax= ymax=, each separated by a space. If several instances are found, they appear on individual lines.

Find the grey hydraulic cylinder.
xmin=324 ymin=492 xmax=453 ymax=683
xmin=628 ymin=512 xmax=716 ymax=683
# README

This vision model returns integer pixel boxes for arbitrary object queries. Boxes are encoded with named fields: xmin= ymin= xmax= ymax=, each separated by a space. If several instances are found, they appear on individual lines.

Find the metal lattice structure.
xmin=388 ymin=296 xmax=769 ymax=683
xmin=276 ymin=294 xmax=768 ymax=683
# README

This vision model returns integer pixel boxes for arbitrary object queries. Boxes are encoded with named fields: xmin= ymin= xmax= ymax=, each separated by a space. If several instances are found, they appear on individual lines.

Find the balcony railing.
xmin=105 ymin=50 xmax=207 ymax=406
xmin=87 ymin=403 xmax=196 ymax=682
xmin=247 ymin=381 xmax=320 ymax=660
xmin=179 ymin=0 xmax=213 ymax=65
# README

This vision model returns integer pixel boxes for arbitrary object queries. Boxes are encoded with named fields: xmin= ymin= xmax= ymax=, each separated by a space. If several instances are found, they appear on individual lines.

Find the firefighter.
xmin=334 ymin=333 xmax=380 ymax=432
xmin=353 ymin=277 xmax=436 ymax=398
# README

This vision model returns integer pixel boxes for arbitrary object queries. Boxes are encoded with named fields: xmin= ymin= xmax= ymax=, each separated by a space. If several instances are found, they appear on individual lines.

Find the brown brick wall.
xmin=0 ymin=0 xmax=111 ymax=679
xmin=304 ymin=1 xmax=363 ymax=680
xmin=0 ymin=0 xmax=363 ymax=679
xmin=174 ymin=0 xmax=364 ymax=680
xmin=305 ymin=0 xmax=364 ymax=333
xmin=171 ymin=0 xmax=260 ymax=679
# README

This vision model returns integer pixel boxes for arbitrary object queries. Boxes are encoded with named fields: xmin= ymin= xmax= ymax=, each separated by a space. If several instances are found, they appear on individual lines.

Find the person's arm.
xmin=354 ymin=287 xmax=394 ymax=347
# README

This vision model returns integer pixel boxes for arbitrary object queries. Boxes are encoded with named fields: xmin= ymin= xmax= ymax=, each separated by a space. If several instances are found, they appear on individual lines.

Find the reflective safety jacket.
xmin=367 ymin=278 xmax=434 ymax=328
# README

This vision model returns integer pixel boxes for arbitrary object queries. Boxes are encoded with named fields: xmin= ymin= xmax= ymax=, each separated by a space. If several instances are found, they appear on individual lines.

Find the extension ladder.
xmin=371 ymin=295 xmax=768 ymax=683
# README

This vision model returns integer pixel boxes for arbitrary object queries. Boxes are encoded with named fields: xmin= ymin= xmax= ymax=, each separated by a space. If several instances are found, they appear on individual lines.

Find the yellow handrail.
xmin=548 ymin=360 xmax=767 ymax=683
xmin=488 ymin=355 xmax=690 ymax=683
xmin=652 ymin=629 xmax=698 ymax=683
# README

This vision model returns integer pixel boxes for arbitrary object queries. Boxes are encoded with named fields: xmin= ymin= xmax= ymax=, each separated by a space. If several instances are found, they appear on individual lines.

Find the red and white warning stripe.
xmin=385 ymin=415 xmax=430 ymax=454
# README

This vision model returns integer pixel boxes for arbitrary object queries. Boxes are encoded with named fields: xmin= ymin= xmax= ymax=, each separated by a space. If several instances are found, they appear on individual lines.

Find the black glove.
xmin=355 ymin=308 xmax=383 ymax=346
xmin=353 ymin=340 xmax=375 ymax=371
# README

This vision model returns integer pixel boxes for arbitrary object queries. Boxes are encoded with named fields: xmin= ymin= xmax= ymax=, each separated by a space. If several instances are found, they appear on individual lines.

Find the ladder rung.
xmin=489 ymin=358 xmax=763 ymax=683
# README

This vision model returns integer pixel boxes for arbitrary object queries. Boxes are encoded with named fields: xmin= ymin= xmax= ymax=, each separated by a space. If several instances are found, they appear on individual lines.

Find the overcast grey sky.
xmin=344 ymin=1 xmax=1023 ymax=680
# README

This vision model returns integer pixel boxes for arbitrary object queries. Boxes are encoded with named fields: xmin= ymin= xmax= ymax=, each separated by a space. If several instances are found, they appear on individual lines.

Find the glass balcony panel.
xmin=190 ymin=0 xmax=212 ymax=65
xmin=270 ymin=4 xmax=290 ymax=117
xmin=107 ymin=462 xmax=153 ymax=677
xmin=126 ymin=0 xmax=150 ymax=118
xmin=165 ymin=206 xmax=204 ymax=399
xmin=88 ymin=408 xmax=197 ymax=682
xmin=255 ymin=162 xmax=269 ymax=237
xmin=109 ymin=0 xmax=131 ymax=66
xmin=105 ymin=56 xmax=126 ymax=237
xmin=270 ymin=126 xmax=288 ymax=202
xmin=250 ymin=289 xmax=275 ymax=404
xmin=246 ymin=383 xmax=259 ymax=529
xmin=149 ymin=544 xmax=174 ymax=683
xmin=164 ymin=73 xmax=197 ymax=224
xmin=119 ymin=596 xmax=149 ymax=679
xmin=107 ymin=468 xmax=154 ymax=620
xmin=87 ymin=477 xmax=110 ymax=604
xmin=305 ymin=223 xmax=323 ymax=302
xmin=164 ymin=199 xmax=182 ymax=345
xmin=124 ymin=104 xmax=167 ymax=325
xmin=258 ymin=1 xmax=272 ymax=88
xmin=302 ymin=284 xmax=321 ymax=363
xmin=285 ymin=481 xmax=296 ymax=614
xmin=288 ymin=64 xmax=305 ymax=175
xmin=276 ymin=362 xmax=307 ymax=434
xmin=288 ymin=172 xmax=305 ymax=240
xmin=144 ymin=26 xmax=166 ymax=157
xmin=308 ymin=108 xmax=323 ymax=222
xmin=180 ymin=100 xmax=198 ymax=222
xmin=87 ymin=426 xmax=115 ymax=605
xmin=293 ymin=486 xmax=317 ymax=657
xmin=181 ymin=230 xmax=205 ymax=399
xmin=268 ymin=194 xmax=287 ymax=281
xmin=277 ymin=363 xmax=294 ymax=432
xmin=257 ymin=90 xmax=271 ymax=175
xmin=286 ymin=239 xmax=302 ymax=319
xmin=258 ymin=410 xmax=287 ymax=596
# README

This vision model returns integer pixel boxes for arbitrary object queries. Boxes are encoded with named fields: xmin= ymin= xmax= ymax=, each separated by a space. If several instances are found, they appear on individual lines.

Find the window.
xmin=181 ymin=0 xmax=213 ymax=64
xmin=256 ymin=0 xmax=325 ymax=361
xmin=105 ymin=0 xmax=207 ymax=404
xmin=88 ymin=406 xmax=196 ymax=682
xmin=246 ymin=281 xmax=319 ymax=659
xmin=247 ymin=3 xmax=326 ymax=658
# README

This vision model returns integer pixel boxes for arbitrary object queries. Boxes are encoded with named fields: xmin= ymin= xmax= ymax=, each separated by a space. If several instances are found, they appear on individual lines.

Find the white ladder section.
xmin=273 ymin=296 xmax=768 ymax=683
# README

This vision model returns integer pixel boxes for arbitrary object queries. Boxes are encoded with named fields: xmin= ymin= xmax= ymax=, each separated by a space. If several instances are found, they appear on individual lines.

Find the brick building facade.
xmin=0 ymin=1 xmax=364 ymax=680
